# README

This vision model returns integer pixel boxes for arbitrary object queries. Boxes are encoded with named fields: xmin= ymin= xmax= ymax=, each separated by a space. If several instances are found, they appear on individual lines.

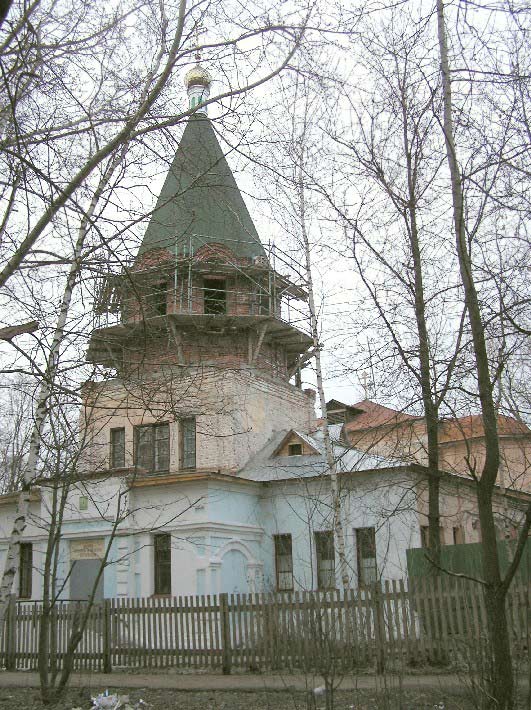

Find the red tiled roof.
xmin=344 ymin=400 xmax=420 ymax=432
xmin=337 ymin=399 xmax=530 ymax=442
xmin=439 ymin=415 xmax=531 ymax=443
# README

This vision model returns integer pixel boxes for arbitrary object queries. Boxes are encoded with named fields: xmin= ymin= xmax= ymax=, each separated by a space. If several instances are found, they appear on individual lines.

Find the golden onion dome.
xmin=184 ymin=64 xmax=212 ymax=88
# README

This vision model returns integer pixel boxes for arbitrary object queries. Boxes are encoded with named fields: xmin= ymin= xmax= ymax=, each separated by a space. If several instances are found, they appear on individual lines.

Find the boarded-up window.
xmin=253 ymin=285 xmax=270 ymax=315
xmin=453 ymin=526 xmax=465 ymax=545
xmin=19 ymin=543 xmax=32 ymax=598
xmin=274 ymin=534 xmax=293 ymax=591
xmin=150 ymin=281 xmax=167 ymax=316
xmin=154 ymin=534 xmax=171 ymax=595
xmin=315 ymin=531 xmax=335 ymax=590
xmin=110 ymin=427 xmax=125 ymax=468
xmin=355 ymin=527 xmax=377 ymax=586
xmin=134 ymin=423 xmax=169 ymax=472
xmin=180 ymin=417 xmax=196 ymax=470
xmin=420 ymin=525 xmax=445 ymax=548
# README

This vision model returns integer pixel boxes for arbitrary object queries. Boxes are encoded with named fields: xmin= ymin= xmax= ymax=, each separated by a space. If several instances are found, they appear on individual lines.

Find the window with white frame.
xmin=153 ymin=534 xmax=171 ymax=595
xmin=134 ymin=423 xmax=169 ymax=472
xmin=110 ymin=427 xmax=125 ymax=469
xmin=315 ymin=530 xmax=335 ymax=589
xmin=179 ymin=417 xmax=196 ymax=470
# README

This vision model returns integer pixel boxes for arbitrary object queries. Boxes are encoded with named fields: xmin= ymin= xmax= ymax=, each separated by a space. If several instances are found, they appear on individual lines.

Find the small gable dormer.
xmin=272 ymin=430 xmax=320 ymax=458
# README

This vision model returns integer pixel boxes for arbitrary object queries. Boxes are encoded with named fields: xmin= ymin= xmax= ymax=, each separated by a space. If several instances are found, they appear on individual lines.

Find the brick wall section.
xmin=121 ymin=328 xmax=289 ymax=380
xmin=86 ymin=244 xmax=311 ymax=475
xmin=132 ymin=249 xmax=174 ymax=272
xmin=79 ymin=368 xmax=314 ymax=475
xmin=121 ymin=245 xmax=275 ymax=321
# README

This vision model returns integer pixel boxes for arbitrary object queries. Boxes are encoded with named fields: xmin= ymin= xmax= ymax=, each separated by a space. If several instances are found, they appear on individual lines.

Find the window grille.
xmin=154 ymin=534 xmax=171 ymax=595
xmin=19 ymin=543 xmax=32 ymax=598
xmin=355 ymin=527 xmax=377 ymax=586
xmin=315 ymin=530 xmax=335 ymax=590
xmin=180 ymin=417 xmax=196 ymax=470
xmin=274 ymin=534 xmax=293 ymax=591
xmin=110 ymin=427 xmax=125 ymax=468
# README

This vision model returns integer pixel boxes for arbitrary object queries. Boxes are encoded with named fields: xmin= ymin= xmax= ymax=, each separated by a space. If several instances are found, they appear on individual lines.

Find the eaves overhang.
xmin=86 ymin=313 xmax=312 ymax=364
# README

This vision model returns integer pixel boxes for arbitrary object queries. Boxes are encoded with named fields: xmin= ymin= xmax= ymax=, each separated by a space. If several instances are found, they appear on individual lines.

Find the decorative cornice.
xmin=130 ymin=470 xmax=258 ymax=489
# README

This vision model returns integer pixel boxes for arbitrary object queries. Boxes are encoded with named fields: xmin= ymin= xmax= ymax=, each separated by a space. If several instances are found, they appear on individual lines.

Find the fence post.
xmin=373 ymin=582 xmax=386 ymax=675
xmin=219 ymin=593 xmax=232 ymax=675
xmin=5 ymin=595 xmax=16 ymax=671
xmin=103 ymin=599 xmax=112 ymax=674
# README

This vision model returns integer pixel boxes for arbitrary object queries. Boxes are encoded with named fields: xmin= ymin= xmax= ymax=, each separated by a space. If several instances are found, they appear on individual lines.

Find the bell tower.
xmin=83 ymin=65 xmax=314 ymax=477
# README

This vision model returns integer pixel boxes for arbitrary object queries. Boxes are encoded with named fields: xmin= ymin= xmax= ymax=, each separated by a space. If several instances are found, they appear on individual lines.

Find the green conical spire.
xmin=138 ymin=115 xmax=266 ymax=261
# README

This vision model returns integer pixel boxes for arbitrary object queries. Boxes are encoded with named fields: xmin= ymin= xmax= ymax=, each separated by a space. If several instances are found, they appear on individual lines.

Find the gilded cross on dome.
xmin=185 ymin=24 xmax=211 ymax=113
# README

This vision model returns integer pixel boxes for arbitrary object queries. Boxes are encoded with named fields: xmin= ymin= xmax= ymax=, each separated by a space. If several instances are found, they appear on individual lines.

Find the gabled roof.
xmin=325 ymin=399 xmax=364 ymax=424
xmin=239 ymin=428 xmax=403 ymax=482
xmin=271 ymin=429 xmax=320 ymax=457
xmin=326 ymin=399 xmax=362 ymax=413
xmin=345 ymin=399 xmax=420 ymax=432
xmin=343 ymin=401 xmax=530 ymax=441
xmin=138 ymin=115 xmax=266 ymax=261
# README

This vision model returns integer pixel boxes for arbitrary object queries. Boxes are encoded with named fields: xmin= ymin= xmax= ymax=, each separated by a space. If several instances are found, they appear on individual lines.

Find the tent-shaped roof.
xmin=138 ymin=115 xmax=266 ymax=261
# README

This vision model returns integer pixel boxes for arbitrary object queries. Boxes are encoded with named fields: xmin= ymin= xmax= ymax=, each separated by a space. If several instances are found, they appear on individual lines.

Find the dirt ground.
xmin=0 ymin=686 xmax=523 ymax=710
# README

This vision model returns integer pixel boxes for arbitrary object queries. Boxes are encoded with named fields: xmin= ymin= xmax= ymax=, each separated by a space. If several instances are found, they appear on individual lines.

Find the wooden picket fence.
xmin=1 ymin=577 xmax=529 ymax=674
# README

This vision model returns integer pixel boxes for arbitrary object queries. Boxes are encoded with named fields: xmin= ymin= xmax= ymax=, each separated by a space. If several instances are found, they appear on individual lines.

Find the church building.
xmin=0 ymin=65 xmax=526 ymax=603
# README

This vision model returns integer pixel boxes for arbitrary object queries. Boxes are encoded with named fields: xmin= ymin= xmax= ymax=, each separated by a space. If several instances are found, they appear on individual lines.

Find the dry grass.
xmin=0 ymin=687 xmax=518 ymax=710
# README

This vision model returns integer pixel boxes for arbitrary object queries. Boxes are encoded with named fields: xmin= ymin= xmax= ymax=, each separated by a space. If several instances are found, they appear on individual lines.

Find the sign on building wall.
xmin=70 ymin=538 xmax=105 ymax=560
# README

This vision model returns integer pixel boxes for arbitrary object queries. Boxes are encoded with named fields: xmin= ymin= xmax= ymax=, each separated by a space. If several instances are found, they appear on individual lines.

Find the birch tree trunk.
xmin=296 ymin=156 xmax=350 ymax=591
xmin=0 ymin=151 xmax=124 ymax=632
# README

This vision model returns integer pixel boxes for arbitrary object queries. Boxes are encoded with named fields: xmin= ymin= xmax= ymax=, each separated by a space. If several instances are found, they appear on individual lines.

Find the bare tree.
xmin=258 ymin=6 xmax=530 ymax=706
xmin=291 ymin=80 xmax=350 ymax=591
xmin=0 ymin=378 xmax=32 ymax=493
xmin=22 ymin=391 xmax=201 ymax=703
xmin=0 ymin=0 xmax=315 ymax=616
xmin=314 ymin=3 xmax=531 ymax=706
xmin=435 ymin=2 xmax=531 ymax=707
xmin=0 ymin=147 xmax=131 ymax=633
xmin=321 ymin=9 xmax=466 ymax=566
xmin=0 ymin=0 xmax=311 ymax=288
